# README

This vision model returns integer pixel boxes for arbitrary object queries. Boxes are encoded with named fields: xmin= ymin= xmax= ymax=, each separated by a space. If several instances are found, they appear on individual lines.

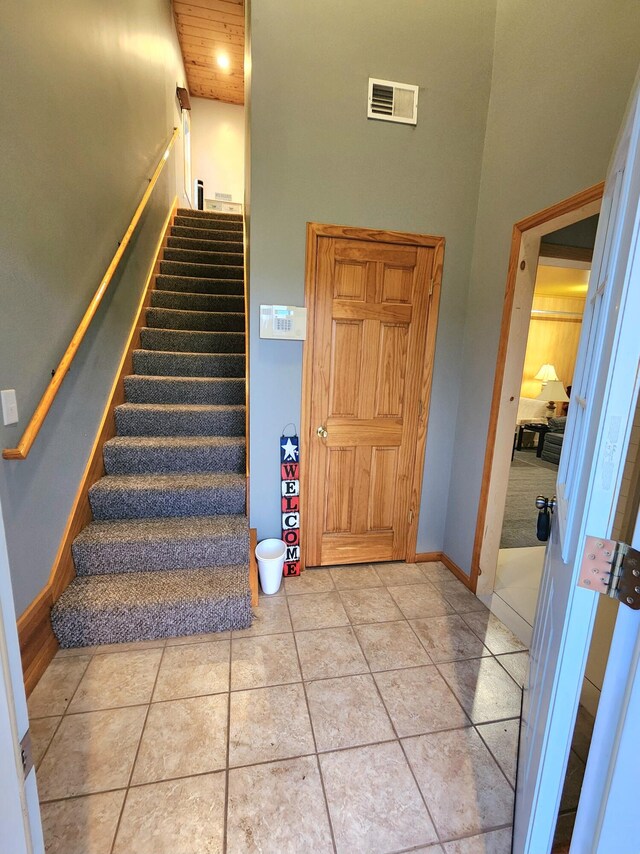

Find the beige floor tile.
xmin=41 ymin=790 xmax=125 ymax=854
xmin=306 ymin=674 xmax=394 ymax=751
xmin=443 ymin=827 xmax=512 ymax=854
xmin=28 ymin=655 xmax=91 ymax=717
xmin=374 ymin=561 xmax=429 ymax=586
xmin=374 ymin=666 xmax=469 ymax=737
xmin=285 ymin=568 xmax=335 ymax=595
xmin=320 ymin=741 xmax=438 ymax=853
xmin=56 ymin=638 xmax=165 ymax=657
xmin=229 ymin=683 xmax=314 ymax=766
xmin=496 ymin=651 xmax=530 ymax=688
xmin=227 ymin=756 xmax=333 ymax=853
xmin=477 ymin=718 xmax=519 ymax=785
xmin=113 ymin=772 xmax=225 ymax=854
xmin=37 ymin=706 xmax=147 ymax=801
xmin=329 ymin=564 xmax=382 ymax=589
xmin=354 ymin=620 xmax=431 ymax=671
xmin=419 ymin=561 xmax=457 ymax=584
xmin=388 ymin=583 xmax=455 ymax=620
xmin=295 ymin=625 xmax=368 ymax=680
xmin=437 ymin=657 xmax=522 ymax=723
xmin=30 ymin=716 xmax=61 ymax=768
xmin=132 ymin=694 xmax=228 ymax=784
xmin=411 ymin=615 xmax=490 ymax=662
xmin=233 ymin=597 xmax=293 ymax=637
xmin=287 ymin=591 xmax=349 ymax=630
xmin=339 ymin=587 xmax=403 ymax=624
xmin=67 ymin=648 xmax=163 ymax=713
xmin=259 ymin=580 xmax=285 ymax=597
xmin=403 ymin=728 xmax=514 ymax=839
xmin=165 ymin=630 xmax=230 ymax=645
xmin=231 ymin=632 xmax=301 ymax=690
xmin=153 ymin=640 xmax=229 ymax=701
xmin=462 ymin=611 xmax=528 ymax=655
xmin=439 ymin=579 xmax=488 ymax=614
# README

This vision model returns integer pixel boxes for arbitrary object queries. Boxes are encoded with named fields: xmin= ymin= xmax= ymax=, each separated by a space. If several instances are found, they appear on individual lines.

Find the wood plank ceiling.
xmin=172 ymin=0 xmax=245 ymax=105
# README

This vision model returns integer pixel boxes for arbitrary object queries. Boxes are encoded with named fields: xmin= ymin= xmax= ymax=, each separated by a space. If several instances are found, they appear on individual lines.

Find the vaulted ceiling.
xmin=172 ymin=0 xmax=245 ymax=105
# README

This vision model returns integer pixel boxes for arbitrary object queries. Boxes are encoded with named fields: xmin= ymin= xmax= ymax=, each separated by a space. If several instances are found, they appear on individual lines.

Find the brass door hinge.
xmin=577 ymin=536 xmax=640 ymax=609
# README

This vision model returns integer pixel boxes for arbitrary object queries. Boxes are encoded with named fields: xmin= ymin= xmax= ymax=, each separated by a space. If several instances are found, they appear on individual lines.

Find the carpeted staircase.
xmin=51 ymin=209 xmax=252 ymax=647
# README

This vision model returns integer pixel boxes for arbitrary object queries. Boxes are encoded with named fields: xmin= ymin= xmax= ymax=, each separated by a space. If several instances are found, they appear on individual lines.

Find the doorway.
xmin=300 ymin=223 xmax=444 ymax=567
xmin=471 ymin=184 xmax=604 ymax=638
xmin=494 ymin=223 xmax=597 ymax=639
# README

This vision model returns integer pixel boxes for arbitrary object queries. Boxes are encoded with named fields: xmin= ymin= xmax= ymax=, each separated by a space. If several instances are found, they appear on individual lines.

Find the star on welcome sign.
xmin=281 ymin=438 xmax=299 ymax=461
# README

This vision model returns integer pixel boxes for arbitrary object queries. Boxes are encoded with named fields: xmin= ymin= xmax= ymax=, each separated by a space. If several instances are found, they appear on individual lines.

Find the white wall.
xmin=0 ymin=0 xmax=188 ymax=615
xmin=190 ymin=97 xmax=245 ymax=204
xmin=248 ymin=0 xmax=497 ymax=548
xmin=444 ymin=0 xmax=640 ymax=574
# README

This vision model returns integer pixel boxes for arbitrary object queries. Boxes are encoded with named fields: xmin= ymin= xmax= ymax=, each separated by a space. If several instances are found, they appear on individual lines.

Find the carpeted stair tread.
xmin=132 ymin=350 xmax=245 ymax=378
xmin=103 ymin=436 xmax=245 ymax=475
xmin=145 ymin=307 xmax=245 ymax=332
xmin=72 ymin=515 xmax=249 ymax=575
xmin=53 ymin=204 xmax=250 ymax=649
xmin=160 ymin=260 xmax=244 ymax=279
xmin=176 ymin=208 xmax=243 ymax=222
xmin=167 ymin=236 xmax=244 ymax=254
xmin=51 ymin=567 xmax=251 ymax=647
xmin=115 ymin=402 xmax=245 ymax=437
xmin=155 ymin=275 xmax=244 ymax=296
xmin=124 ymin=375 xmax=244 ymax=405
xmin=140 ymin=328 xmax=244 ymax=353
xmin=89 ymin=473 xmax=246 ymax=520
xmin=163 ymin=247 xmax=243 ymax=266
xmin=174 ymin=215 xmax=243 ymax=232
xmin=171 ymin=225 xmax=243 ymax=243
xmin=150 ymin=290 xmax=244 ymax=312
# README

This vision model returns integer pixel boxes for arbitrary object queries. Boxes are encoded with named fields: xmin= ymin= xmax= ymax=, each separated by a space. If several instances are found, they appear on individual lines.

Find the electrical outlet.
xmin=1 ymin=390 xmax=18 ymax=425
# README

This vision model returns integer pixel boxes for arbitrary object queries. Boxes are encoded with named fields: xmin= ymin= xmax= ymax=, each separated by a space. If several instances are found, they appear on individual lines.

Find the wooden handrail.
xmin=3 ymin=127 xmax=180 ymax=461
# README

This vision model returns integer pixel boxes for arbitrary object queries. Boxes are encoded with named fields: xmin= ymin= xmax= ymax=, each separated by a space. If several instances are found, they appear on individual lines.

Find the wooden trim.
xmin=470 ymin=182 xmax=604 ymax=594
xmin=249 ymin=528 xmax=258 ymax=607
xmin=3 ymin=128 xmax=179 ymax=461
xmin=306 ymin=222 xmax=444 ymax=248
xmin=413 ymin=551 xmax=444 ymax=562
xmin=17 ymin=199 xmax=177 ymax=695
xmin=439 ymin=553 xmax=474 ymax=589
xmin=300 ymin=222 xmax=444 ymax=569
xmin=17 ymin=586 xmax=58 ymax=697
xmin=406 ymin=237 xmax=444 ymax=561
xmin=413 ymin=551 xmax=474 ymax=589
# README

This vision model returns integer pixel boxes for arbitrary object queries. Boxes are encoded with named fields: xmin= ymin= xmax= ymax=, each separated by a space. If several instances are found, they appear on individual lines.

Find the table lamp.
xmin=537 ymin=380 xmax=569 ymax=419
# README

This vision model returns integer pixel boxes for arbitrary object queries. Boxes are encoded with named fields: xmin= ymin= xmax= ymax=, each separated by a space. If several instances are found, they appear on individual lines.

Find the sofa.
xmin=541 ymin=416 xmax=567 ymax=464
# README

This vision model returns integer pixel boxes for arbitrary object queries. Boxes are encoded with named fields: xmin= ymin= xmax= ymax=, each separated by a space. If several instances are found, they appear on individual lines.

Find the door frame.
xmin=471 ymin=183 xmax=604 ymax=597
xmin=300 ymin=222 xmax=444 ymax=568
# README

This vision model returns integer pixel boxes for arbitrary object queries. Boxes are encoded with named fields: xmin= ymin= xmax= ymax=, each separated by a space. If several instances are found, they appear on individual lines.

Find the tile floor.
xmin=29 ymin=561 xmax=528 ymax=854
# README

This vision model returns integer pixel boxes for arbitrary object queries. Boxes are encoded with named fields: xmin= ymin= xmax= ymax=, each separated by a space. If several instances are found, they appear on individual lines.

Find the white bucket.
xmin=255 ymin=538 xmax=286 ymax=595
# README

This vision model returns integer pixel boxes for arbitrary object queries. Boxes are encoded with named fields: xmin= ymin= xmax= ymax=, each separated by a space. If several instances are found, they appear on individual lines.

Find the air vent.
xmin=368 ymin=78 xmax=418 ymax=125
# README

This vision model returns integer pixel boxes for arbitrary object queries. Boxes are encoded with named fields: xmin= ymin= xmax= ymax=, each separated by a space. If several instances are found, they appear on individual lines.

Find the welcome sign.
xmin=280 ymin=434 xmax=301 ymax=577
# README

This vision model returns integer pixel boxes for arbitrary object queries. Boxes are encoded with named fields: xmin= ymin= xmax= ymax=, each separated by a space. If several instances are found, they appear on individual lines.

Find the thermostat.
xmin=260 ymin=305 xmax=307 ymax=340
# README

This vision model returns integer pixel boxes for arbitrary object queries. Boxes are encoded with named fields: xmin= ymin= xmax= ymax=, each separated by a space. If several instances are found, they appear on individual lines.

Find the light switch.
xmin=1 ymin=390 xmax=18 ymax=426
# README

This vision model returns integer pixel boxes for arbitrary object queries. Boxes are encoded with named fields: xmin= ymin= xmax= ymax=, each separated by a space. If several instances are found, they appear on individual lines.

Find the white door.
xmin=0 ymin=500 xmax=44 ymax=853
xmin=515 ymin=73 xmax=640 ymax=853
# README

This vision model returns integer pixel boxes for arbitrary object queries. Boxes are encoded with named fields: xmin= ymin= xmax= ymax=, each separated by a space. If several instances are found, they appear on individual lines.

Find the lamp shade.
xmin=534 ymin=363 xmax=560 ymax=382
xmin=537 ymin=380 xmax=569 ymax=402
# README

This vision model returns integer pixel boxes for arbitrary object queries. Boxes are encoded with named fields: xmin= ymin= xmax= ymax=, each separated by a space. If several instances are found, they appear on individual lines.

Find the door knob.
xmin=316 ymin=425 xmax=328 ymax=439
xmin=535 ymin=495 xmax=556 ymax=542
xmin=535 ymin=495 xmax=557 ymax=513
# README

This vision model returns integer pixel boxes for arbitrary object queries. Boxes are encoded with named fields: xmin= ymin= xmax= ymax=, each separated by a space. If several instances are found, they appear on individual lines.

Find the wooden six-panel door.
xmin=302 ymin=224 xmax=444 ymax=566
